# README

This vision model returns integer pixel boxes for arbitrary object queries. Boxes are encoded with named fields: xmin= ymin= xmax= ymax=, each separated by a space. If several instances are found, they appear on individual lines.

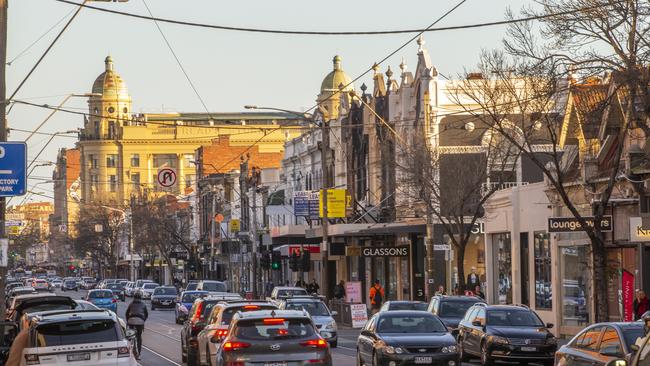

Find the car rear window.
xmin=234 ymin=318 xmax=316 ymax=340
xmin=277 ymin=289 xmax=308 ymax=297
xmin=439 ymin=300 xmax=477 ymax=318
xmin=182 ymin=293 xmax=203 ymax=303
xmin=186 ymin=283 xmax=198 ymax=291
xmin=89 ymin=291 xmax=113 ymax=299
xmin=221 ymin=305 xmax=277 ymax=325
xmin=201 ymin=302 xmax=218 ymax=319
xmin=202 ymin=282 xmax=226 ymax=292
xmin=389 ymin=302 xmax=428 ymax=311
xmin=23 ymin=303 xmax=75 ymax=314
xmin=143 ymin=284 xmax=158 ymax=289
xmin=285 ymin=302 xmax=330 ymax=317
xmin=36 ymin=320 xmax=119 ymax=346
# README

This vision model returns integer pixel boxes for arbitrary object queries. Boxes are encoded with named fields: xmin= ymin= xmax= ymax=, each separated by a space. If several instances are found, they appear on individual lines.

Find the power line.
xmin=54 ymin=0 xmax=621 ymax=36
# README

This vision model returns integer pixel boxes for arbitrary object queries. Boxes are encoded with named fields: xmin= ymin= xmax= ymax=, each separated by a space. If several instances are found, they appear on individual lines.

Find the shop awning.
xmin=305 ymin=224 xmax=375 ymax=239
xmin=343 ymin=222 xmax=427 ymax=236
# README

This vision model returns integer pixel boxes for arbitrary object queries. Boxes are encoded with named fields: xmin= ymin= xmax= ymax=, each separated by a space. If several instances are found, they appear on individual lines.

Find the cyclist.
xmin=125 ymin=291 xmax=148 ymax=359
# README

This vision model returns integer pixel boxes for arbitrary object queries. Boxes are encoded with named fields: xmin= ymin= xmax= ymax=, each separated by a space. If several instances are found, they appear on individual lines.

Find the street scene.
xmin=3 ymin=0 xmax=650 ymax=365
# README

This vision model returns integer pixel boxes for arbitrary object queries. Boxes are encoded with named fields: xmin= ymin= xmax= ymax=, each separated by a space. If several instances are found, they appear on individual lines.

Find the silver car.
xmin=215 ymin=310 xmax=332 ymax=366
xmin=278 ymin=297 xmax=338 ymax=347
xmin=136 ymin=282 xmax=159 ymax=300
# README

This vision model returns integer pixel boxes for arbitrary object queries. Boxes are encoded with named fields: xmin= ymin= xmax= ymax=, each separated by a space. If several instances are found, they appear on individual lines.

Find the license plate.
xmin=521 ymin=346 xmax=537 ymax=352
xmin=414 ymin=356 xmax=433 ymax=364
xmin=67 ymin=353 xmax=91 ymax=362
xmin=264 ymin=363 xmax=287 ymax=366
xmin=162 ymin=301 xmax=170 ymax=305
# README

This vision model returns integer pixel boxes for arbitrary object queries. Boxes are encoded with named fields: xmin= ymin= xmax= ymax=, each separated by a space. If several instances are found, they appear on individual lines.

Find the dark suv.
xmin=427 ymin=295 xmax=485 ymax=331
xmin=457 ymin=304 xmax=556 ymax=366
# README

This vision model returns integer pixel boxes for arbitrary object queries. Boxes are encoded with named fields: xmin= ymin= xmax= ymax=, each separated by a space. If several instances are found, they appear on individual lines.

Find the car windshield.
xmin=36 ymin=320 xmax=119 ymax=346
xmin=221 ymin=305 xmax=278 ymax=325
xmin=106 ymin=284 xmax=123 ymax=290
xmin=235 ymin=318 xmax=316 ymax=340
xmin=377 ymin=315 xmax=447 ymax=333
xmin=143 ymin=284 xmax=158 ymax=289
xmin=439 ymin=301 xmax=477 ymax=318
xmin=182 ymin=293 xmax=203 ymax=303
xmin=154 ymin=287 xmax=177 ymax=295
xmin=285 ymin=302 xmax=330 ymax=316
xmin=487 ymin=310 xmax=544 ymax=327
xmin=186 ymin=283 xmax=198 ymax=291
xmin=277 ymin=289 xmax=307 ymax=297
xmin=389 ymin=302 xmax=428 ymax=311
xmin=64 ymin=281 xmax=76 ymax=285
xmin=202 ymin=282 xmax=226 ymax=292
xmin=89 ymin=291 xmax=113 ymax=299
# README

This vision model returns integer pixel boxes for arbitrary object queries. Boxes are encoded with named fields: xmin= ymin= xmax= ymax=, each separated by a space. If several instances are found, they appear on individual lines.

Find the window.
xmin=439 ymin=300 xmax=477 ymax=318
xmin=184 ymin=154 xmax=194 ymax=168
xmin=185 ymin=174 xmax=196 ymax=188
xmin=131 ymin=173 xmax=140 ymax=188
xmin=599 ymin=327 xmax=623 ymax=356
xmin=376 ymin=315 xmax=446 ymax=333
xmin=94 ymin=122 xmax=99 ymax=137
xmin=90 ymin=155 xmax=98 ymax=169
xmin=475 ymin=308 xmax=486 ymax=325
xmin=109 ymin=175 xmax=117 ymax=192
xmin=534 ymin=231 xmax=552 ymax=309
xmin=561 ymin=246 xmax=591 ymax=326
xmin=106 ymin=154 xmax=117 ymax=168
xmin=576 ymin=326 xmax=603 ymax=351
xmin=153 ymin=154 xmax=177 ymax=169
xmin=90 ymin=175 xmax=99 ymax=191
xmin=107 ymin=121 xmax=115 ymax=139
xmin=234 ymin=318 xmax=316 ymax=340
xmin=492 ymin=232 xmax=512 ymax=304
xmin=130 ymin=154 xmax=140 ymax=167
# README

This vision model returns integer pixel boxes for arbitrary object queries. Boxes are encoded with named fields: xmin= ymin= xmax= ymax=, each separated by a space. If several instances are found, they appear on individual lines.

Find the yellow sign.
xmin=319 ymin=189 xmax=347 ymax=218
xmin=8 ymin=226 xmax=20 ymax=236
xmin=230 ymin=219 xmax=241 ymax=232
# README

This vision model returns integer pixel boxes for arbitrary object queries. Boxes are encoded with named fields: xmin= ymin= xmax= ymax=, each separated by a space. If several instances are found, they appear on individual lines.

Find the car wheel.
xmin=481 ymin=341 xmax=492 ymax=366
xmin=459 ymin=337 xmax=469 ymax=362
xmin=187 ymin=348 xmax=198 ymax=366
xmin=356 ymin=350 xmax=363 ymax=366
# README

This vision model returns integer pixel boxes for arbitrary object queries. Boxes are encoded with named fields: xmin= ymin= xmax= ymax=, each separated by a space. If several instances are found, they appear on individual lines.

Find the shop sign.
xmin=362 ymin=246 xmax=409 ymax=257
xmin=630 ymin=217 xmax=650 ymax=242
xmin=350 ymin=303 xmax=368 ymax=328
xmin=547 ymin=216 xmax=612 ymax=233
xmin=433 ymin=244 xmax=450 ymax=251
xmin=319 ymin=189 xmax=347 ymax=218
xmin=293 ymin=191 xmax=320 ymax=219
xmin=288 ymin=245 xmax=320 ymax=256
xmin=345 ymin=281 xmax=362 ymax=303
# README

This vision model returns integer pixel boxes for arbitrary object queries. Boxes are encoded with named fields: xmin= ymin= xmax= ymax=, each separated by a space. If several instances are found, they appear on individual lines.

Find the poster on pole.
xmin=622 ymin=269 xmax=634 ymax=322
xmin=0 ymin=239 xmax=8 ymax=267
xmin=350 ymin=303 xmax=369 ymax=328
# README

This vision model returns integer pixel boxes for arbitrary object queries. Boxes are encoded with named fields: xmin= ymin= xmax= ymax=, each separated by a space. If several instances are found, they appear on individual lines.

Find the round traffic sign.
xmin=215 ymin=214 xmax=224 ymax=223
xmin=157 ymin=168 xmax=177 ymax=188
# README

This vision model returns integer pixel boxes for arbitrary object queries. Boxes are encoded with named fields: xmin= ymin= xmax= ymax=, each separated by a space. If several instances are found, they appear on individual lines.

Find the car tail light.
xmin=222 ymin=341 xmax=250 ymax=352
xmin=307 ymin=360 xmax=326 ymax=364
xmin=301 ymin=338 xmax=328 ymax=349
xmin=112 ymin=298 xmax=117 ymax=303
xmin=225 ymin=362 xmax=245 ymax=366
xmin=243 ymin=305 xmax=260 ymax=310
xmin=263 ymin=318 xmax=285 ymax=324
xmin=24 ymin=354 xmax=40 ymax=365
xmin=117 ymin=346 xmax=130 ymax=358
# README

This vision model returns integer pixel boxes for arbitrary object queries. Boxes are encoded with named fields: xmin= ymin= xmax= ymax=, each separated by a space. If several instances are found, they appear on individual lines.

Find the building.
xmin=52 ymin=147 xmax=81 ymax=237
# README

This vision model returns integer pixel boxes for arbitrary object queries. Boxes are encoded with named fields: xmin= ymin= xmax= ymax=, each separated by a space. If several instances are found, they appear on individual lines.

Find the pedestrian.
xmin=264 ymin=280 xmax=274 ymax=298
xmin=435 ymin=285 xmax=446 ymax=295
xmin=295 ymin=279 xmax=304 ymax=288
xmin=125 ymin=292 xmax=149 ymax=359
xmin=635 ymin=290 xmax=650 ymax=320
xmin=333 ymin=280 xmax=346 ymax=300
xmin=474 ymin=285 xmax=485 ymax=299
xmin=369 ymin=280 xmax=385 ymax=314
xmin=307 ymin=279 xmax=320 ymax=294
xmin=467 ymin=266 xmax=480 ymax=291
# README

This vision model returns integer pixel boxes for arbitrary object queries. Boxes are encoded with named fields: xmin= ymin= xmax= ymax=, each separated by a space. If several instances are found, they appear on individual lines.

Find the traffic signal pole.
xmin=0 ymin=0 xmax=8 ymax=318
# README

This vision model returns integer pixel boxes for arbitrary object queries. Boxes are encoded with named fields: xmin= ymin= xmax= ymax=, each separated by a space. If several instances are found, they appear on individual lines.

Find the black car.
xmin=151 ymin=286 xmax=178 ymax=310
xmin=555 ymin=322 xmax=644 ymax=366
xmin=104 ymin=282 xmax=126 ymax=301
xmin=427 ymin=295 xmax=485 ymax=331
xmin=61 ymin=279 xmax=78 ymax=291
xmin=357 ymin=310 xmax=459 ymax=366
xmin=457 ymin=304 xmax=556 ymax=366
xmin=181 ymin=297 xmax=227 ymax=366
xmin=379 ymin=301 xmax=429 ymax=312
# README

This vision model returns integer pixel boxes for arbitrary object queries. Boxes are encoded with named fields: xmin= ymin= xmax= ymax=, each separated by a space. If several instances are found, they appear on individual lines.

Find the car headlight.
xmin=323 ymin=321 xmax=337 ymax=331
xmin=442 ymin=345 xmax=458 ymax=353
xmin=489 ymin=336 xmax=510 ymax=345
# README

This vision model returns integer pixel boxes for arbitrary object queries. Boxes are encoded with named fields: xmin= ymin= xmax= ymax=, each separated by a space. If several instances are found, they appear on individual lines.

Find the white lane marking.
xmin=146 ymin=327 xmax=181 ymax=342
xmin=142 ymin=345 xmax=182 ymax=366
xmin=337 ymin=345 xmax=357 ymax=352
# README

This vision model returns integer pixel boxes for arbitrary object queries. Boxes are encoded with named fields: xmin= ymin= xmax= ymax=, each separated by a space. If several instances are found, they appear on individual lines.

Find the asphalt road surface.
xmin=57 ymin=288 xmax=360 ymax=366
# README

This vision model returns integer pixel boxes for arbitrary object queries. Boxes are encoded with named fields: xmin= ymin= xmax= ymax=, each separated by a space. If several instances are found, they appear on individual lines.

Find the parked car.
xmin=20 ymin=309 xmax=138 ymax=365
xmin=196 ymin=301 xmax=278 ymax=366
xmin=175 ymin=291 xmax=208 ymax=324
xmin=84 ymin=289 xmax=118 ymax=312
xmin=427 ymin=295 xmax=486 ymax=332
xmin=379 ymin=300 xmax=429 ymax=312
xmin=195 ymin=280 xmax=227 ymax=294
xmin=136 ymin=282 xmax=160 ymax=300
xmin=277 ymin=296 xmax=338 ymax=347
xmin=151 ymin=286 xmax=178 ymax=310
xmin=105 ymin=282 xmax=126 ymax=301
xmin=357 ymin=310 xmax=458 ymax=366
xmin=61 ymin=279 xmax=79 ymax=291
xmin=457 ymin=304 xmax=556 ymax=366
xmin=215 ymin=310 xmax=332 ymax=366
xmin=555 ymin=322 xmax=644 ymax=366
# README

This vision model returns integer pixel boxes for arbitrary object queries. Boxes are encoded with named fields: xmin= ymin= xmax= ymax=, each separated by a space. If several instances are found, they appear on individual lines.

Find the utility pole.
xmin=239 ymin=156 xmax=249 ymax=294
xmin=129 ymin=195 xmax=135 ymax=282
xmin=251 ymin=170 xmax=259 ymax=298
xmin=210 ymin=185 xmax=216 ymax=279
xmin=320 ymin=117 xmax=330 ymax=299
xmin=0 ymin=0 xmax=8 ymax=317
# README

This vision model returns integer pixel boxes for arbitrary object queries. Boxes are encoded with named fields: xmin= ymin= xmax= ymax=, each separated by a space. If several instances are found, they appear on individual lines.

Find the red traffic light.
xmin=68 ymin=265 xmax=75 ymax=271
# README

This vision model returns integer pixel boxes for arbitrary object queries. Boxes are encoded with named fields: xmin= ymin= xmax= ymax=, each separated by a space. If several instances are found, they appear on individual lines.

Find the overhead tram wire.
xmin=54 ymin=0 xmax=623 ymax=36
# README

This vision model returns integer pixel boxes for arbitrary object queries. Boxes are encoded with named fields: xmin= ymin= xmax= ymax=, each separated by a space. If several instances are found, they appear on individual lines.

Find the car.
xmin=181 ymin=295 xmax=243 ymax=365
xmin=195 ymin=280 xmax=228 ymax=294
xmin=31 ymin=279 xmax=50 ymax=292
xmin=136 ymin=282 xmax=160 ymax=300
xmin=74 ymin=299 xmax=100 ymax=310
xmin=84 ymin=289 xmax=119 ymax=312
xmin=267 ymin=286 xmax=309 ymax=305
xmin=379 ymin=300 xmax=429 ymax=312
xmin=50 ymin=279 xmax=62 ymax=288
xmin=176 ymin=291 xmax=208 ymax=324
xmin=81 ymin=279 xmax=97 ymax=290
xmin=277 ymin=296 xmax=339 ymax=347
xmin=151 ymin=286 xmax=178 ymax=310
xmin=185 ymin=280 xmax=199 ymax=291
xmin=7 ymin=294 xmax=77 ymax=328
xmin=61 ymin=279 xmax=79 ymax=291
xmin=133 ymin=279 xmax=154 ymax=296
xmin=427 ymin=295 xmax=486 ymax=331
xmin=357 ymin=310 xmax=459 ymax=366
xmin=457 ymin=304 xmax=556 ymax=366
xmin=555 ymin=322 xmax=644 ymax=366
xmin=124 ymin=281 xmax=135 ymax=296
xmin=105 ymin=282 xmax=127 ymax=301
xmin=215 ymin=309 xmax=332 ymax=366
xmin=20 ymin=309 xmax=138 ymax=365
xmin=196 ymin=301 xmax=278 ymax=366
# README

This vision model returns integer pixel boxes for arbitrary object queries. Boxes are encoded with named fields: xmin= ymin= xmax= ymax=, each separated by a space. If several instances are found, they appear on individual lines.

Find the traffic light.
xmin=301 ymin=250 xmax=310 ymax=271
xmin=271 ymin=251 xmax=281 ymax=270
xmin=260 ymin=251 xmax=270 ymax=270
xmin=289 ymin=252 xmax=300 ymax=272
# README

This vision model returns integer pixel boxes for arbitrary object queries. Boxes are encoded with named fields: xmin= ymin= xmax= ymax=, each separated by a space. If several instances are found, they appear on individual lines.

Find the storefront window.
xmin=400 ymin=258 xmax=410 ymax=299
xmin=534 ymin=232 xmax=552 ymax=309
xmin=388 ymin=258 xmax=398 ymax=300
xmin=492 ymin=233 xmax=512 ymax=304
xmin=561 ymin=245 xmax=591 ymax=326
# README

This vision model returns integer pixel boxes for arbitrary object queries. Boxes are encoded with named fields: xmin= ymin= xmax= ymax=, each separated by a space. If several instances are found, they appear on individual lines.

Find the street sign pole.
xmin=0 ymin=0 xmax=8 ymax=318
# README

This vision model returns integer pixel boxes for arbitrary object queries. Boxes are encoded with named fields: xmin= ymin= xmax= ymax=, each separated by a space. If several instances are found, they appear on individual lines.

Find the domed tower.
xmin=86 ymin=56 xmax=132 ymax=140
xmin=317 ymin=55 xmax=354 ymax=120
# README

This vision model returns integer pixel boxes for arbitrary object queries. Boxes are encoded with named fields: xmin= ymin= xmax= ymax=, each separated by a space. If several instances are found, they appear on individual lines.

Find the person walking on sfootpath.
xmin=126 ymin=292 xmax=149 ymax=359
xmin=635 ymin=290 xmax=650 ymax=320
xmin=307 ymin=279 xmax=320 ymax=294
xmin=333 ymin=280 xmax=346 ymax=300
xmin=369 ymin=280 xmax=385 ymax=314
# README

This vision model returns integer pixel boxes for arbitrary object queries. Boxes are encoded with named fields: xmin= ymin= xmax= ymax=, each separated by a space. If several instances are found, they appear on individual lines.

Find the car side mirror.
xmin=606 ymin=360 xmax=627 ymax=366
xmin=546 ymin=323 xmax=554 ymax=329
xmin=472 ymin=320 xmax=482 ymax=327
xmin=631 ymin=344 xmax=640 ymax=352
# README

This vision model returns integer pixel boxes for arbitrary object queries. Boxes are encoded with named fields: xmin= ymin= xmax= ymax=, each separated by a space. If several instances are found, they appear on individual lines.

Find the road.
xmin=58 ymin=289 xmax=359 ymax=366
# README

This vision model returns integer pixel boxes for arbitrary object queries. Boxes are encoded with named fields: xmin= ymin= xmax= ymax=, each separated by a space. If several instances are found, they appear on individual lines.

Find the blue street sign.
xmin=0 ymin=142 xmax=27 ymax=197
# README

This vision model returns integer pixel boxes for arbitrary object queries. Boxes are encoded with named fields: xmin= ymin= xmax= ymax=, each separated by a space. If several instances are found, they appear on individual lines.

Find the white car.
xmin=124 ymin=281 xmax=135 ymax=297
xmin=50 ymin=280 xmax=62 ymax=288
xmin=19 ymin=310 xmax=138 ymax=365
xmin=137 ymin=282 xmax=159 ymax=300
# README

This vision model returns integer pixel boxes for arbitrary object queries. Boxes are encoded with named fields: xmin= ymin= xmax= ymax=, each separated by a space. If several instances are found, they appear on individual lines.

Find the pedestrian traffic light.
xmin=260 ymin=251 xmax=270 ymax=270
xmin=301 ymin=250 xmax=310 ymax=271
xmin=271 ymin=251 xmax=281 ymax=270
xmin=289 ymin=252 xmax=300 ymax=272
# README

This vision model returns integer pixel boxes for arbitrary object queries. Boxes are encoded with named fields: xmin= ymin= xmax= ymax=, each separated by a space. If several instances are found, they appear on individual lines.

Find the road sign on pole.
xmin=0 ymin=142 xmax=26 ymax=196
xmin=157 ymin=167 xmax=177 ymax=188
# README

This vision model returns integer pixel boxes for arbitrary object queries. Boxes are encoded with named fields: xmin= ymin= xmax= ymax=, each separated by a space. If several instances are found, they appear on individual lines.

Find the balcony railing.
xmin=481 ymin=181 xmax=529 ymax=196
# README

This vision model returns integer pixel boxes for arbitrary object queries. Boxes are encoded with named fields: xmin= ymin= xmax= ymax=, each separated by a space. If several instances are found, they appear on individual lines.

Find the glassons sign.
xmin=346 ymin=246 xmax=409 ymax=257
xmin=547 ymin=216 xmax=612 ymax=233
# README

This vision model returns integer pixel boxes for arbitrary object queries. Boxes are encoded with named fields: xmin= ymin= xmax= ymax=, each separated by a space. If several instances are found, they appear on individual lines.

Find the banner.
xmin=350 ymin=303 xmax=368 ymax=328
xmin=622 ymin=269 xmax=635 ymax=322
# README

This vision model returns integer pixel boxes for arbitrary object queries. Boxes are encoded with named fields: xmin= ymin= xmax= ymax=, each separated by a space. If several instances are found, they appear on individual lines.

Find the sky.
xmin=7 ymin=0 xmax=524 ymax=203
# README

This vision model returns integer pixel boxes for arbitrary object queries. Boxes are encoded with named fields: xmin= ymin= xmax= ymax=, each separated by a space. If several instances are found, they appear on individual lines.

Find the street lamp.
xmin=24 ymin=93 xmax=100 ymax=142
xmin=244 ymin=105 xmax=313 ymax=120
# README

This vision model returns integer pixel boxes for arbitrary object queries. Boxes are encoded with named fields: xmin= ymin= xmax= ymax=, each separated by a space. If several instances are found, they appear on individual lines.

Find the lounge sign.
xmin=547 ymin=216 xmax=612 ymax=233
xmin=346 ymin=246 xmax=409 ymax=257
